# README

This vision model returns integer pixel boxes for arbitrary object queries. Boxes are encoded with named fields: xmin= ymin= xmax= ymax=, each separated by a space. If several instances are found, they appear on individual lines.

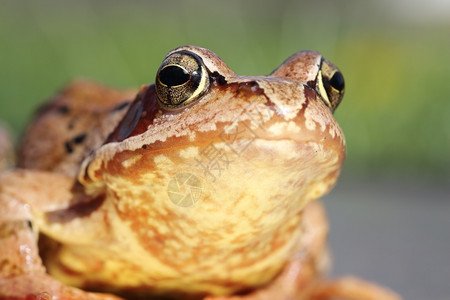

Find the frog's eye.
xmin=316 ymin=58 xmax=345 ymax=112
xmin=156 ymin=51 xmax=210 ymax=110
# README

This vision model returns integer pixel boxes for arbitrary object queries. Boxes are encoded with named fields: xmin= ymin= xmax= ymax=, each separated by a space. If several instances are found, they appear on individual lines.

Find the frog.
xmin=0 ymin=46 xmax=401 ymax=300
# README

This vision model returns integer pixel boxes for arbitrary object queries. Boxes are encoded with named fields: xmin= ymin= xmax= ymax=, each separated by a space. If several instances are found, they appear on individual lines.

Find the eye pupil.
xmin=329 ymin=72 xmax=344 ymax=92
xmin=156 ymin=50 xmax=210 ymax=110
xmin=159 ymin=65 xmax=190 ymax=87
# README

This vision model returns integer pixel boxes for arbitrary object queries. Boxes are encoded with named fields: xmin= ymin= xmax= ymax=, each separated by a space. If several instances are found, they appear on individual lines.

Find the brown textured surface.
xmin=0 ymin=46 xmax=400 ymax=299
xmin=18 ymin=81 xmax=135 ymax=176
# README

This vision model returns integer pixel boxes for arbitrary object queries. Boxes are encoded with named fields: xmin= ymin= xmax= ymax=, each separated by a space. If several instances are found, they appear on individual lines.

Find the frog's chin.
xmin=71 ymin=137 xmax=342 ymax=295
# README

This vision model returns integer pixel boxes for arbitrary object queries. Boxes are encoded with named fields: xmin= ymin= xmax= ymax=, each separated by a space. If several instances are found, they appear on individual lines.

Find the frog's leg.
xmin=0 ymin=170 xmax=121 ymax=300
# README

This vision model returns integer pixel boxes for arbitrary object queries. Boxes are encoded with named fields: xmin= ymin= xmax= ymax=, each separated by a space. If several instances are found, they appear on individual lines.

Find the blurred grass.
xmin=1 ymin=0 xmax=449 ymax=178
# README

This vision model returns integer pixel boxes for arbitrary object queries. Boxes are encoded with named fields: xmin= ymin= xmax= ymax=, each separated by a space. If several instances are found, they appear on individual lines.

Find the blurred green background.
xmin=1 ymin=1 xmax=449 ymax=299
xmin=1 ymin=0 xmax=449 ymax=179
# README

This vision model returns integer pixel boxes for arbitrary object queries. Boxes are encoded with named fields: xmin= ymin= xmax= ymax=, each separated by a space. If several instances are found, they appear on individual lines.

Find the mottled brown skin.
xmin=0 ymin=46 xmax=401 ymax=300
xmin=18 ymin=81 xmax=136 ymax=177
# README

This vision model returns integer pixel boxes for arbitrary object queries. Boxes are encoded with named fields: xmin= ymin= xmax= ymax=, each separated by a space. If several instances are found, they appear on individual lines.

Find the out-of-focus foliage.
xmin=1 ymin=0 xmax=449 ymax=178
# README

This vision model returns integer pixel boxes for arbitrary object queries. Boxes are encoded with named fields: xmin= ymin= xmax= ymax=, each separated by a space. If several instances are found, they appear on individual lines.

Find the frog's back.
xmin=18 ymin=81 xmax=135 ymax=177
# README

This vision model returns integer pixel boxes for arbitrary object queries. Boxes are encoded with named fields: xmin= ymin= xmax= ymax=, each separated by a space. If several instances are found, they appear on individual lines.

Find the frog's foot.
xmin=0 ymin=171 xmax=121 ymax=300
xmin=311 ymin=276 xmax=402 ymax=300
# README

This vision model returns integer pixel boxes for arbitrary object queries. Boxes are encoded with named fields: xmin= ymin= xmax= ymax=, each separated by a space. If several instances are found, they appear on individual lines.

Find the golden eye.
xmin=156 ymin=50 xmax=210 ymax=110
xmin=316 ymin=58 xmax=345 ymax=112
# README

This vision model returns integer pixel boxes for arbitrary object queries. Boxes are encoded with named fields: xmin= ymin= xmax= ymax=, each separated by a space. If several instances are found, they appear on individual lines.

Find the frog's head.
xmin=79 ymin=46 xmax=345 ymax=294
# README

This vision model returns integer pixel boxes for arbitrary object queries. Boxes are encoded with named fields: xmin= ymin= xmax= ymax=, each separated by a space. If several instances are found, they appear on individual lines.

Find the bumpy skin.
xmin=0 ymin=46 xmax=401 ymax=300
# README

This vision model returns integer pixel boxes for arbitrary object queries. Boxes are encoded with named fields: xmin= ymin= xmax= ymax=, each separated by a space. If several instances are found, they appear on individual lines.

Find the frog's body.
xmin=0 ymin=46 xmax=400 ymax=300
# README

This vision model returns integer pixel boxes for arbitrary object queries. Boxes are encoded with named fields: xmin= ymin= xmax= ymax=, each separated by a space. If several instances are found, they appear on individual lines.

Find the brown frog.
xmin=0 ymin=46 xmax=401 ymax=300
